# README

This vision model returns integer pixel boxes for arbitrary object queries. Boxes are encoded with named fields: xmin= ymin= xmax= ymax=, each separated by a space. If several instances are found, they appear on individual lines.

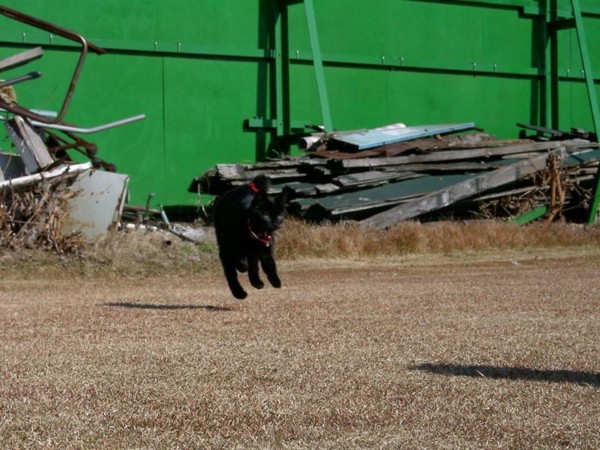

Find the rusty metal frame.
xmin=0 ymin=5 xmax=105 ymax=124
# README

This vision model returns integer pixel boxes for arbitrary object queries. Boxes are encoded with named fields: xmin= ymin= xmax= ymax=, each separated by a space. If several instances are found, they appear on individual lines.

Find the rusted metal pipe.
xmin=0 ymin=71 xmax=42 ymax=88
xmin=0 ymin=6 xmax=105 ymax=54
xmin=0 ymin=5 xmax=105 ymax=124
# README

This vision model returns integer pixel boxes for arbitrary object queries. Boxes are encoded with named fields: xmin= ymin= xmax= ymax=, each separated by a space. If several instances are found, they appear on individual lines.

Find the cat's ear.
xmin=252 ymin=175 xmax=271 ymax=195
xmin=280 ymin=186 xmax=293 ymax=203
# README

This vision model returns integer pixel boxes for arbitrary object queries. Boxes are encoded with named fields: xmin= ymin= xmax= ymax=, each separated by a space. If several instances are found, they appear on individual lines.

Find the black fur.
xmin=212 ymin=175 xmax=286 ymax=299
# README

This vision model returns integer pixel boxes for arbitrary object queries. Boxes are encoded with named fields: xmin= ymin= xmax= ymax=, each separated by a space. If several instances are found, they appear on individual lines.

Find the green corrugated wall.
xmin=1 ymin=0 xmax=599 ymax=209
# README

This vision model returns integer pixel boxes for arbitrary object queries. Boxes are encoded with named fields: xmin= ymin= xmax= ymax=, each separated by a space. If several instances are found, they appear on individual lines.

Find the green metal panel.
xmin=0 ymin=1 xmax=269 ymax=56
xmin=162 ymin=57 xmax=269 ymax=204
xmin=291 ymin=65 xmax=536 ymax=137
xmin=0 ymin=0 xmax=599 ymax=211
xmin=72 ymin=54 xmax=164 ymax=205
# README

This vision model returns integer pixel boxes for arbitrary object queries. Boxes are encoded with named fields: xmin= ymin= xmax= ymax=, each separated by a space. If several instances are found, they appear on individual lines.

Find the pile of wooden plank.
xmin=192 ymin=123 xmax=600 ymax=228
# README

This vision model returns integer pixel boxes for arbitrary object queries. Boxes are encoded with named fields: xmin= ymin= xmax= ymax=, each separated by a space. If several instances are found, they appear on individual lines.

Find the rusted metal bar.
xmin=0 ymin=46 xmax=43 ymax=72
xmin=0 ymin=6 xmax=105 ymax=54
xmin=44 ymin=129 xmax=97 ymax=158
xmin=0 ymin=71 xmax=42 ymax=89
xmin=0 ymin=5 xmax=105 ymax=124
xmin=43 ymin=129 xmax=117 ymax=172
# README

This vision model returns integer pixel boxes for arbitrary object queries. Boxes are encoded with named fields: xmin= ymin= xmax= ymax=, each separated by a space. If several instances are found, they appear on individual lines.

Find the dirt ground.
xmin=1 ymin=246 xmax=600 ymax=449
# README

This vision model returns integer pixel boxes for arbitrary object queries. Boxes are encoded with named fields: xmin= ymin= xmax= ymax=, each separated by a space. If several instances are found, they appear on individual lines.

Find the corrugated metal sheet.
xmin=332 ymin=123 xmax=476 ymax=150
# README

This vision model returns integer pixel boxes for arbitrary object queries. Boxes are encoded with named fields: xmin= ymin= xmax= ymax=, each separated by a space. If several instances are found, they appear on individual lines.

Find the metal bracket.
xmin=245 ymin=117 xmax=312 ymax=132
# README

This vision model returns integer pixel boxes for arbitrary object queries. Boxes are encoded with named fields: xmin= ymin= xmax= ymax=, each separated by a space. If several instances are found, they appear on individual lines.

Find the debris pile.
xmin=0 ymin=6 xmax=144 ymax=251
xmin=193 ymin=122 xmax=600 ymax=229
xmin=0 ymin=168 xmax=84 ymax=252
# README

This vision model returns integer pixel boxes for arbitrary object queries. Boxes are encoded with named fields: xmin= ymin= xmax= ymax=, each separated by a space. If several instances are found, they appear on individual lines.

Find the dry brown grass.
xmin=277 ymin=218 xmax=600 ymax=259
xmin=1 ymin=221 xmax=600 ymax=449
xmin=2 ymin=219 xmax=598 ymax=276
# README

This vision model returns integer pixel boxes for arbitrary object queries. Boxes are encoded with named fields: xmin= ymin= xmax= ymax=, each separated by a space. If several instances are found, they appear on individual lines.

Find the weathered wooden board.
xmin=291 ymin=173 xmax=475 ymax=214
xmin=215 ymin=164 xmax=306 ymax=181
xmin=377 ymin=160 xmax=520 ymax=173
xmin=360 ymin=148 xmax=568 ymax=229
xmin=333 ymin=171 xmax=420 ymax=187
xmin=331 ymin=141 xmax=565 ymax=170
xmin=0 ymin=47 xmax=43 ymax=72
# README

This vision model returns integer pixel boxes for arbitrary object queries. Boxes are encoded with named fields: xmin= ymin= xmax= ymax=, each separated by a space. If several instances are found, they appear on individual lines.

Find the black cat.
xmin=212 ymin=175 xmax=286 ymax=299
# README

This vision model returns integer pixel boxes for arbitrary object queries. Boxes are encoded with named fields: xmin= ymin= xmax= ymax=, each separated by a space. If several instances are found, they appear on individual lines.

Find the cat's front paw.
xmin=232 ymin=288 xmax=248 ymax=300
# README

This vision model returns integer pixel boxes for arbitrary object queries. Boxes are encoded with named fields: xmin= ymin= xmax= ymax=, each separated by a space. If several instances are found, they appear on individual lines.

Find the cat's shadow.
xmin=103 ymin=302 xmax=232 ymax=312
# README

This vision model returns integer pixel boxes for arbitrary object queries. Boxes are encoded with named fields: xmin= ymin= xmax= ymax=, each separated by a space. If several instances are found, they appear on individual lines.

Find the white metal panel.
xmin=63 ymin=169 xmax=129 ymax=237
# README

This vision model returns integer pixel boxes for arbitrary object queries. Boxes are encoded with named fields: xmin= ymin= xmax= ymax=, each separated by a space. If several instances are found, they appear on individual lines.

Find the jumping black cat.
xmin=212 ymin=175 xmax=286 ymax=299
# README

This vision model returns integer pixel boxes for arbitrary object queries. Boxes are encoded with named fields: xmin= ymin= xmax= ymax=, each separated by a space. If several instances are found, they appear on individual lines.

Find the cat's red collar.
xmin=247 ymin=221 xmax=272 ymax=247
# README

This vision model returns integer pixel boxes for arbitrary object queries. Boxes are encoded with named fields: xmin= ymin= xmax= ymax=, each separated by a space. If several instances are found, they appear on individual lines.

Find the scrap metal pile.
xmin=194 ymin=122 xmax=600 ymax=229
xmin=0 ymin=6 xmax=144 ymax=252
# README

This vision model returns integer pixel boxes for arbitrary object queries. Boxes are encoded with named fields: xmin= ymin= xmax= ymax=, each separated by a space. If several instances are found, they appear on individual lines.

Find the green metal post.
xmin=572 ymin=0 xmax=600 ymax=135
xmin=546 ymin=0 xmax=560 ymax=130
xmin=542 ymin=0 xmax=550 ymax=129
xmin=303 ymin=0 xmax=333 ymax=132
xmin=570 ymin=0 xmax=600 ymax=223
xmin=274 ymin=5 xmax=287 ymax=137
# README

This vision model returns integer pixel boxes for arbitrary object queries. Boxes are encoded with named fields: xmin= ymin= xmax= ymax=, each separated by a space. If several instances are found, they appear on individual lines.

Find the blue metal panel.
xmin=333 ymin=123 xmax=476 ymax=150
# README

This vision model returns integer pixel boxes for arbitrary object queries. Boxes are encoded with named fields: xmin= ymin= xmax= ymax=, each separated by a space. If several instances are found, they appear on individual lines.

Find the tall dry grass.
xmin=277 ymin=218 xmax=600 ymax=259
xmin=1 ymin=219 xmax=599 ymax=277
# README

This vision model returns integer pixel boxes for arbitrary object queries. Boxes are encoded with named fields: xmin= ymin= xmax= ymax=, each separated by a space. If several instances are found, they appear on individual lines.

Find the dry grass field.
xmin=1 ymin=221 xmax=600 ymax=449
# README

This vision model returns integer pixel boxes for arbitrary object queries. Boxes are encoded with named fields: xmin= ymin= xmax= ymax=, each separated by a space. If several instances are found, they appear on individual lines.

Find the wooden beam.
xmin=331 ymin=141 xmax=566 ymax=170
xmin=360 ymin=149 xmax=566 ymax=229
xmin=0 ymin=47 xmax=43 ymax=73
xmin=333 ymin=171 xmax=419 ymax=187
